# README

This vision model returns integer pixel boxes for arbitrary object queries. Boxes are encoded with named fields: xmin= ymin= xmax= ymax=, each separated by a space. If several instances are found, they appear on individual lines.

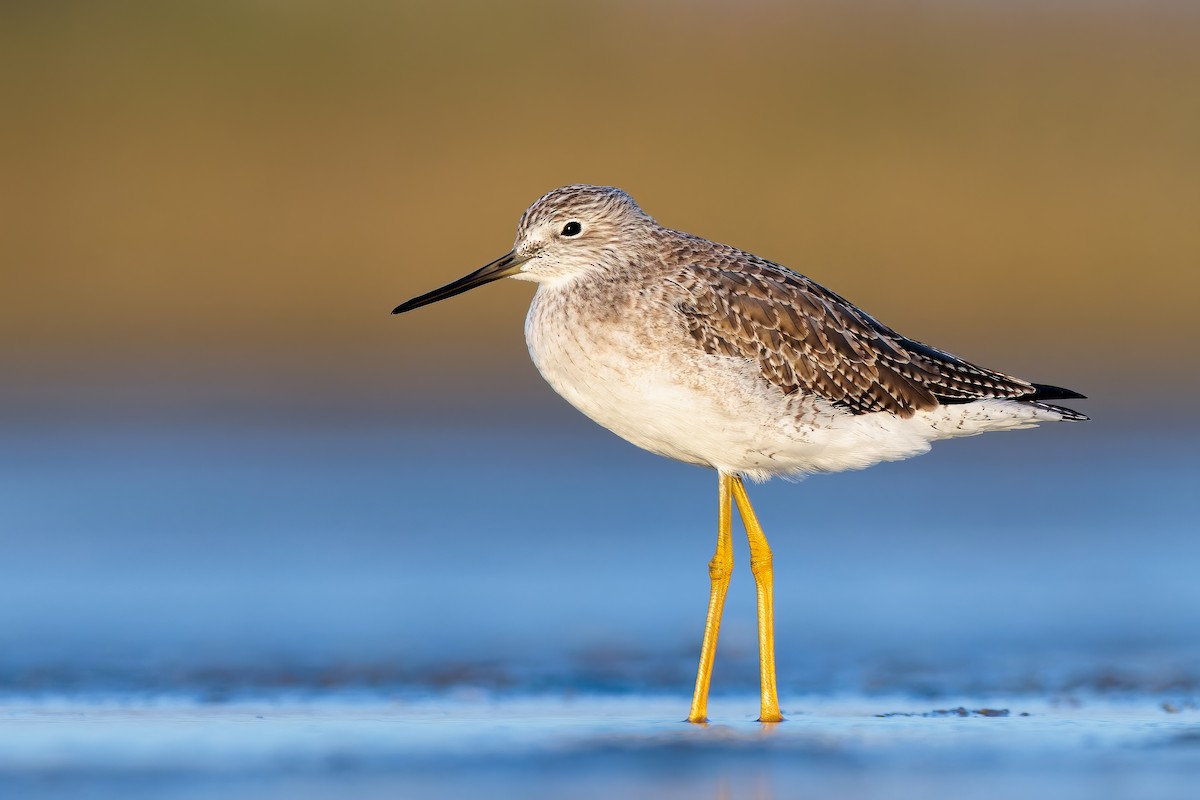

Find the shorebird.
xmin=392 ymin=185 xmax=1086 ymax=723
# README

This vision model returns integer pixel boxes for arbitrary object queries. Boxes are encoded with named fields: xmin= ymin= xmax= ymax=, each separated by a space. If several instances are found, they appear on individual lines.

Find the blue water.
xmin=3 ymin=695 xmax=1198 ymax=800
xmin=1 ymin=413 xmax=1197 ymax=796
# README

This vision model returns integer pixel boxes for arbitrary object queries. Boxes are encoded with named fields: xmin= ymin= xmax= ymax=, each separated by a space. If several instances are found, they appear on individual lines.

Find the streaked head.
xmin=392 ymin=185 xmax=653 ymax=314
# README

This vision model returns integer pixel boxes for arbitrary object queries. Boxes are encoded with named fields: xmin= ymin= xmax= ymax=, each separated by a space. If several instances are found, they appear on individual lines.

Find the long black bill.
xmin=391 ymin=251 xmax=526 ymax=314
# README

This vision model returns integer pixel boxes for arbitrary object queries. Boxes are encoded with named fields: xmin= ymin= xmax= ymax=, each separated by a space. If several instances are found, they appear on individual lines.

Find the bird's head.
xmin=392 ymin=185 xmax=653 ymax=314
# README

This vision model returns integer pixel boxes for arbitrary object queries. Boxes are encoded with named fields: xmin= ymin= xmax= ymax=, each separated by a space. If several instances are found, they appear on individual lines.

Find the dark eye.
xmin=561 ymin=221 xmax=582 ymax=237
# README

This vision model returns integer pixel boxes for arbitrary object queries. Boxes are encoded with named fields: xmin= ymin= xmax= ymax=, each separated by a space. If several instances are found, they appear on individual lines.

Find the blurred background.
xmin=1 ymin=0 xmax=1197 ymax=697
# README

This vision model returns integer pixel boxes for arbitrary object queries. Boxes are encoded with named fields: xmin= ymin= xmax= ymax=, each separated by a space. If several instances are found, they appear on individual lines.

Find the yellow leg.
xmin=687 ymin=472 xmax=735 ymax=724
xmin=731 ymin=477 xmax=784 ymax=723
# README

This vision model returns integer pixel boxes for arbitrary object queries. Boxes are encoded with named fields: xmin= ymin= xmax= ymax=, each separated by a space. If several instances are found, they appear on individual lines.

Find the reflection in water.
xmin=713 ymin=775 xmax=773 ymax=800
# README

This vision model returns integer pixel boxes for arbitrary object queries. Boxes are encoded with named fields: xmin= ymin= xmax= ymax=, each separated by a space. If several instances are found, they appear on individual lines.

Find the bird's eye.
xmin=561 ymin=221 xmax=582 ymax=237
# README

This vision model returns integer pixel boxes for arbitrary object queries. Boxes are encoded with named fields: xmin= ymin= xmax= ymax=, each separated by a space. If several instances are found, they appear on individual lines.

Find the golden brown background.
xmin=4 ymin=0 xmax=1197 ymax=423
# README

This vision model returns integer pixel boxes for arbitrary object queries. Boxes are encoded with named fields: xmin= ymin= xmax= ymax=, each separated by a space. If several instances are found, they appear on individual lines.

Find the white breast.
xmin=524 ymin=283 xmax=772 ymax=472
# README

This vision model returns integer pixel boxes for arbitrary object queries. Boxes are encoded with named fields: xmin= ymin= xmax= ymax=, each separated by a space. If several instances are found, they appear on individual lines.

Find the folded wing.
xmin=672 ymin=258 xmax=1081 ymax=418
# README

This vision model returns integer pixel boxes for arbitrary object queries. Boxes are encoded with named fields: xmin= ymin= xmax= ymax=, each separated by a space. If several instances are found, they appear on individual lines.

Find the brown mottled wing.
xmin=672 ymin=258 xmax=1038 ymax=417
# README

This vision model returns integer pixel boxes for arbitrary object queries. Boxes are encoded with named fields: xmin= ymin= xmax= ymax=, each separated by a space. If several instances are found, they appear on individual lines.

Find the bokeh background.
xmin=2 ymin=0 xmax=1198 ymax=701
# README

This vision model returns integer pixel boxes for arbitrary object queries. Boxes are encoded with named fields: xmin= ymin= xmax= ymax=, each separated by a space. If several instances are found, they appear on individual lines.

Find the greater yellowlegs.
xmin=392 ymin=185 xmax=1086 ymax=723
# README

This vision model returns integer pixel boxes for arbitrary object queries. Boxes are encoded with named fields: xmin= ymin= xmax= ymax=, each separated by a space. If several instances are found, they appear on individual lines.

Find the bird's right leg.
xmin=731 ymin=476 xmax=783 ymax=723
xmin=687 ymin=472 xmax=734 ymax=724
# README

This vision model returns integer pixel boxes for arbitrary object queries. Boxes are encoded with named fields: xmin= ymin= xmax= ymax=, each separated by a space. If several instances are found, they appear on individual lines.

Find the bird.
xmin=392 ymin=184 xmax=1086 ymax=723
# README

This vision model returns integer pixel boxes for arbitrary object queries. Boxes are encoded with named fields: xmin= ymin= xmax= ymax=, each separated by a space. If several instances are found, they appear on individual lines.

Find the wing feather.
xmin=671 ymin=257 xmax=1041 ymax=417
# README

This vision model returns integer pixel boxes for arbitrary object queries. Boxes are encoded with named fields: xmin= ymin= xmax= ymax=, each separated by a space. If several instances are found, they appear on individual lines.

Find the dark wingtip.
xmin=1029 ymin=383 xmax=1087 ymax=401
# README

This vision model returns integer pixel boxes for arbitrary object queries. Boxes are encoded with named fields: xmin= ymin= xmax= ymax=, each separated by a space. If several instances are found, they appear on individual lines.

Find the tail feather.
xmin=937 ymin=381 xmax=1088 ymax=420
xmin=1027 ymin=400 xmax=1089 ymax=421
xmin=1026 ymin=382 xmax=1088 ymax=421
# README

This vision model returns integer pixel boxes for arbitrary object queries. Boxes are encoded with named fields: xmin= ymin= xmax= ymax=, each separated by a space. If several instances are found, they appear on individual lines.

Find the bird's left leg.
xmin=687 ymin=472 xmax=735 ymax=724
xmin=731 ymin=476 xmax=784 ymax=723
